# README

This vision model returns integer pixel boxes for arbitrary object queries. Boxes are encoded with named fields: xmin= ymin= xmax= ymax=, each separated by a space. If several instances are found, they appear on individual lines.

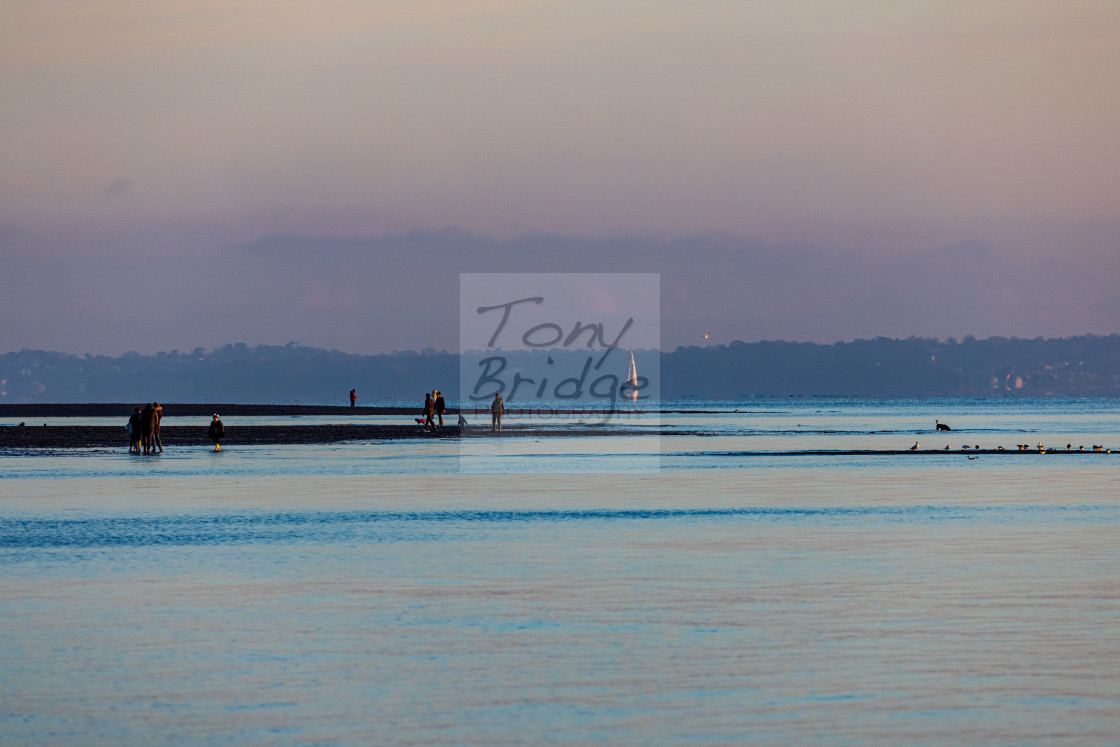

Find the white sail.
xmin=626 ymin=349 xmax=638 ymax=400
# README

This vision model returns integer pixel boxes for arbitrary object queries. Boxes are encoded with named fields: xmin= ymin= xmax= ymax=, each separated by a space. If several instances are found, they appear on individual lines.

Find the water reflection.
xmin=2 ymin=398 xmax=1119 ymax=743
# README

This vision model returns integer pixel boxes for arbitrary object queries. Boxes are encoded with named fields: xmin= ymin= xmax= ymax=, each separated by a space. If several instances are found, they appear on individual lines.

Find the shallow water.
xmin=2 ymin=398 xmax=1119 ymax=744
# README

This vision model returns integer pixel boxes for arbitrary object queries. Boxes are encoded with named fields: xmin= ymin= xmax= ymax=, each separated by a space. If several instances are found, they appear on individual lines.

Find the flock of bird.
xmin=909 ymin=422 xmax=1110 ymax=455
xmin=909 ymin=441 xmax=1109 ymax=453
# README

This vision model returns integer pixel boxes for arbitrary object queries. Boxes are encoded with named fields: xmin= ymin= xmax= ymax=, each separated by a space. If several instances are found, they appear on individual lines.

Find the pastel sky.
xmin=2 ymin=1 xmax=1119 ymax=355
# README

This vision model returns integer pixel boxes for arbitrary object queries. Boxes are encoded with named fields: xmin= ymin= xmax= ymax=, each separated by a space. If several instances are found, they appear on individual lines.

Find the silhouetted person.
xmin=423 ymin=392 xmax=436 ymax=431
xmin=152 ymin=402 xmax=163 ymax=452
xmin=434 ymin=389 xmax=446 ymax=427
xmin=208 ymin=414 xmax=225 ymax=451
xmin=491 ymin=392 xmax=504 ymax=432
xmin=128 ymin=407 xmax=142 ymax=453
xmin=141 ymin=403 xmax=155 ymax=454
xmin=350 ymin=389 xmax=356 ymax=408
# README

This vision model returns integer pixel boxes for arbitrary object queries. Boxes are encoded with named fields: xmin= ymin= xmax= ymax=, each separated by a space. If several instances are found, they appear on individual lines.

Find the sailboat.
xmin=625 ymin=349 xmax=638 ymax=400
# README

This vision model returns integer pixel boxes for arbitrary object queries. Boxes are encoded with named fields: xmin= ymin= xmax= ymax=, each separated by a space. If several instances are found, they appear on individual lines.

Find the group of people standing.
xmin=423 ymin=389 xmax=446 ymax=431
xmin=126 ymin=406 xmax=226 ymax=453
xmin=420 ymin=391 xmax=505 ymax=433
xmin=127 ymin=402 xmax=163 ymax=454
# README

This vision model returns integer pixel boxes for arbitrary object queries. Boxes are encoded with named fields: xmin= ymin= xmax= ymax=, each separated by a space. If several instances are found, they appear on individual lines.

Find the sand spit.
xmin=0 ymin=403 xmax=434 ymax=418
xmin=2 ymin=403 xmax=707 ymax=418
xmin=0 ymin=424 xmax=668 ymax=449
xmin=1 ymin=424 xmax=1114 ymax=453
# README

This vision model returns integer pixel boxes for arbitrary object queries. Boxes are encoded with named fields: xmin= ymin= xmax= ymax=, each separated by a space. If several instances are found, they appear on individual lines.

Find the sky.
xmin=2 ymin=1 xmax=1119 ymax=355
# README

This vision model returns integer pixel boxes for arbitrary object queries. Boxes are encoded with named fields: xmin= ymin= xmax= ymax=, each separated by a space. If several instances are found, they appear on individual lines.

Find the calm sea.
xmin=2 ymin=398 xmax=1119 ymax=744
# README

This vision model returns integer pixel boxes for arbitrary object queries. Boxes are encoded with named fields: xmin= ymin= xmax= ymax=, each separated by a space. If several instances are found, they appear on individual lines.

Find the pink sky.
xmin=2 ymin=1 xmax=1119 ymax=354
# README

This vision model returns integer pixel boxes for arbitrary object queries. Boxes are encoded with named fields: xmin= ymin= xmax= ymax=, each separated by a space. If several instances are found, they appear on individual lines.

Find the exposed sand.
xmin=0 ymin=403 xmax=661 ymax=448
xmin=1 ymin=404 xmax=1112 ymax=454
xmin=0 ymin=403 xmax=435 ymax=418
xmin=0 ymin=424 xmax=460 ymax=449
xmin=1 ymin=424 xmax=1114 ymax=454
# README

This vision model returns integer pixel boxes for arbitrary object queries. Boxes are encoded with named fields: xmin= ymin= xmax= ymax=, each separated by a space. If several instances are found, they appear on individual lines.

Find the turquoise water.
xmin=2 ymin=399 xmax=1119 ymax=743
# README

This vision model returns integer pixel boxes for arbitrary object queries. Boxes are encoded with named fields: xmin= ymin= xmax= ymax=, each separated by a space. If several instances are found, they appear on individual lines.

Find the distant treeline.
xmin=665 ymin=335 xmax=1120 ymax=398
xmin=2 ymin=335 xmax=1119 ymax=403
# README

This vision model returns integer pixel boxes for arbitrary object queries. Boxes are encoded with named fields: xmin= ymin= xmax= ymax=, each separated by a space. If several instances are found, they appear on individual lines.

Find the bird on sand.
xmin=910 ymin=442 xmax=919 ymax=450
